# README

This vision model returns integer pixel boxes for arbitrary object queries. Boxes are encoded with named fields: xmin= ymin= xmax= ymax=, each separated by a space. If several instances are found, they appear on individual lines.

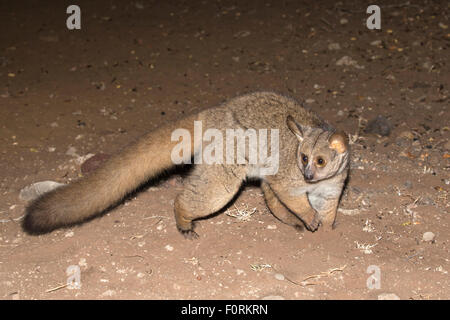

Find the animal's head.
xmin=287 ymin=115 xmax=349 ymax=183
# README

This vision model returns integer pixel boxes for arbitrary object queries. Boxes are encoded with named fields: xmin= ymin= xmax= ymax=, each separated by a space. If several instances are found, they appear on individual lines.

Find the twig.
xmin=45 ymin=283 xmax=68 ymax=293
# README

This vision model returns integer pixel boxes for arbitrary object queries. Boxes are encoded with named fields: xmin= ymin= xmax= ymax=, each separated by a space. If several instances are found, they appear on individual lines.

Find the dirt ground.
xmin=0 ymin=0 xmax=449 ymax=300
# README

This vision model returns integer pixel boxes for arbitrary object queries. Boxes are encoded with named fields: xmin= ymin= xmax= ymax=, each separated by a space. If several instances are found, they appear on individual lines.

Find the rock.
xmin=328 ymin=43 xmax=341 ymax=51
xmin=370 ymin=40 xmax=382 ymax=46
xmin=397 ymin=130 xmax=415 ymax=140
xmin=419 ymin=197 xmax=436 ymax=206
xmin=422 ymin=61 xmax=433 ymax=71
xmin=101 ymin=290 xmax=116 ymax=297
xmin=364 ymin=115 xmax=392 ymax=137
xmin=19 ymin=181 xmax=65 ymax=201
xmin=65 ymin=146 xmax=78 ymax=157
xmin=261 ymin=295 xmax=285 ymax=300
xmin=336 ymin=56 xmax=365 ymax=69
xmin=395 ymin=130 xmax=415 ymax=147
xmin=422 ymin=232 xmax=435 ymax=242
xmin=340 ymin=18 xmax=348 ymax=25
xmin=274 ymin=273 xmax=285 ymax=281
xmin=378 ymin=293 xmax=400 ymax=300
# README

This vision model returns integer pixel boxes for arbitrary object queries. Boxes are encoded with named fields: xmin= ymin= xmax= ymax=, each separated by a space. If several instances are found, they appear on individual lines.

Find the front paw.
xmin=304 ymin=213 xmax=320 ymax=232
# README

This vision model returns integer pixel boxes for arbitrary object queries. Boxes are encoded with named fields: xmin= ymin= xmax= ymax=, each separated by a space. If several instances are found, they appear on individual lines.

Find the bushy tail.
xmin=23 ymin=114 xmax=197 ymax=234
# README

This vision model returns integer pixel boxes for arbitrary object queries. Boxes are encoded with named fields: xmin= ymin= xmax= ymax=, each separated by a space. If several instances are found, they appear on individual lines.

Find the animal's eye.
xmin=316 ymin=157 xmax=326 ymax=167
xmin=301 ymin=154 xmax=308 ymax=165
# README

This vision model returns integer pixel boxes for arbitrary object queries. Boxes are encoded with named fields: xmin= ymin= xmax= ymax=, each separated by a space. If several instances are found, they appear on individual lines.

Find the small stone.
xmin=101 ymin=290 xmax=116 ymax=297
xmin=19 ymin=181 xmax=65 ymax=201
xmin=64 ymin=231 xmax=74 ymax=238
xmin=165 ymin=244 xmax=174 ymax=251
xmin=385 ymin=74 xmax=396 ymax=81
xmin=328 ymin=43 xmax=341 ymax=50
xmin=340 ymin=18 xmax=348 ymax=25
xmin=422 ymin=232 xmax=435 ymax=242
xmin=335 ymin=56 xmax=364 ymax=69
xmin=274 ymin=273 xmax=285 ymax=281
xmin=79 ymin=258 xmax=87 ymax=267
xmin=65 ymin=146 xmax=78 ymax=157
xmin=236 ymin=269 xmax=245 ymax=276
xmin=397 ymin=130 xmax=414 ymax=140
xmin=370 ymin=40 xmax=382 ymax=46
xmin=364 ymin=115 xmax=392 ymax=137
xmin=378 ymin=293 xmax=400 ymax=300
xmin=337 ymin=110 xmax=345 ymax=117
xmin=422 ymin=61 xmax=433 ymax=70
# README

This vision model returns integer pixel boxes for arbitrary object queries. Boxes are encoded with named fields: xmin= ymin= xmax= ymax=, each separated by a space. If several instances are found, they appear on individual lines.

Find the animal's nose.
xmin=304 ymin=172 xmax=314 ymax=181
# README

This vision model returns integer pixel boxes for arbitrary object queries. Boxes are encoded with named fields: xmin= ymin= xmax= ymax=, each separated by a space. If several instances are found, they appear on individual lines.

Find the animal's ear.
xmin=286 ymin=115 xmax=304 ymax=141
xmin=329 ymin=131 xmax=348 ymax=154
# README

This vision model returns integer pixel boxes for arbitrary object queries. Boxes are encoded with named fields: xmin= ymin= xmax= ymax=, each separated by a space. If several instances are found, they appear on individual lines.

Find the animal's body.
xmin=23 ymin=91 xmax=349 ymax=237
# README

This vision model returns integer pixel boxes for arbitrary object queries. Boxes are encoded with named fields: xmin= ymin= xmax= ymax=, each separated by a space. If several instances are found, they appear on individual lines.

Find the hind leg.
xmin=175 ymin=164 xmax=247 ymax=239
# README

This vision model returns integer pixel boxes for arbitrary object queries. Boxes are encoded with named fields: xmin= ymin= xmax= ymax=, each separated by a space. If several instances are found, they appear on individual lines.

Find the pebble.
xmin=336 ymin=56 xmax=365 ymax=69
xmin=328 ymin=43 xmax=341 ymax=50
xmin=422 ymin=61 xmax=433 ymax=71
xmin=101 ymin=290 xmax=116 ymax=297
xmin=438 ymin=22 xmax=448 ymax=29
xmin=370 ymin=40 xmax=382 ymax=46
xmin=274 ymin=273 xmax=285 ymax=281
xmin=364 ymin=115 xmax=392 ymax=137
xmin=378 ymin=293 xmax=400 ymax=300
xmin=19 ymin=181 xmax=65 ymax=201
xmin=64 ymin=231 xmax=74 ymax=238
xmin=340 ymin=18 xmax=348 ymax=25
xmin=397 ymin=130 xmax=414 ymax=140
xmin=395 ymin=130 xmax=415 ymax=147
xmin=66 ymin=146 xmax=78 ymax=157
xmin=422 ymin=232 xmax=435 ymax=242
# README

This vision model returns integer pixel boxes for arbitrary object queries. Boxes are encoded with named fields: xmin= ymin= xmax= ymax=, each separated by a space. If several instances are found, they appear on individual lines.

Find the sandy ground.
xmin=0 ymin=0 xmax=449 ymax=300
